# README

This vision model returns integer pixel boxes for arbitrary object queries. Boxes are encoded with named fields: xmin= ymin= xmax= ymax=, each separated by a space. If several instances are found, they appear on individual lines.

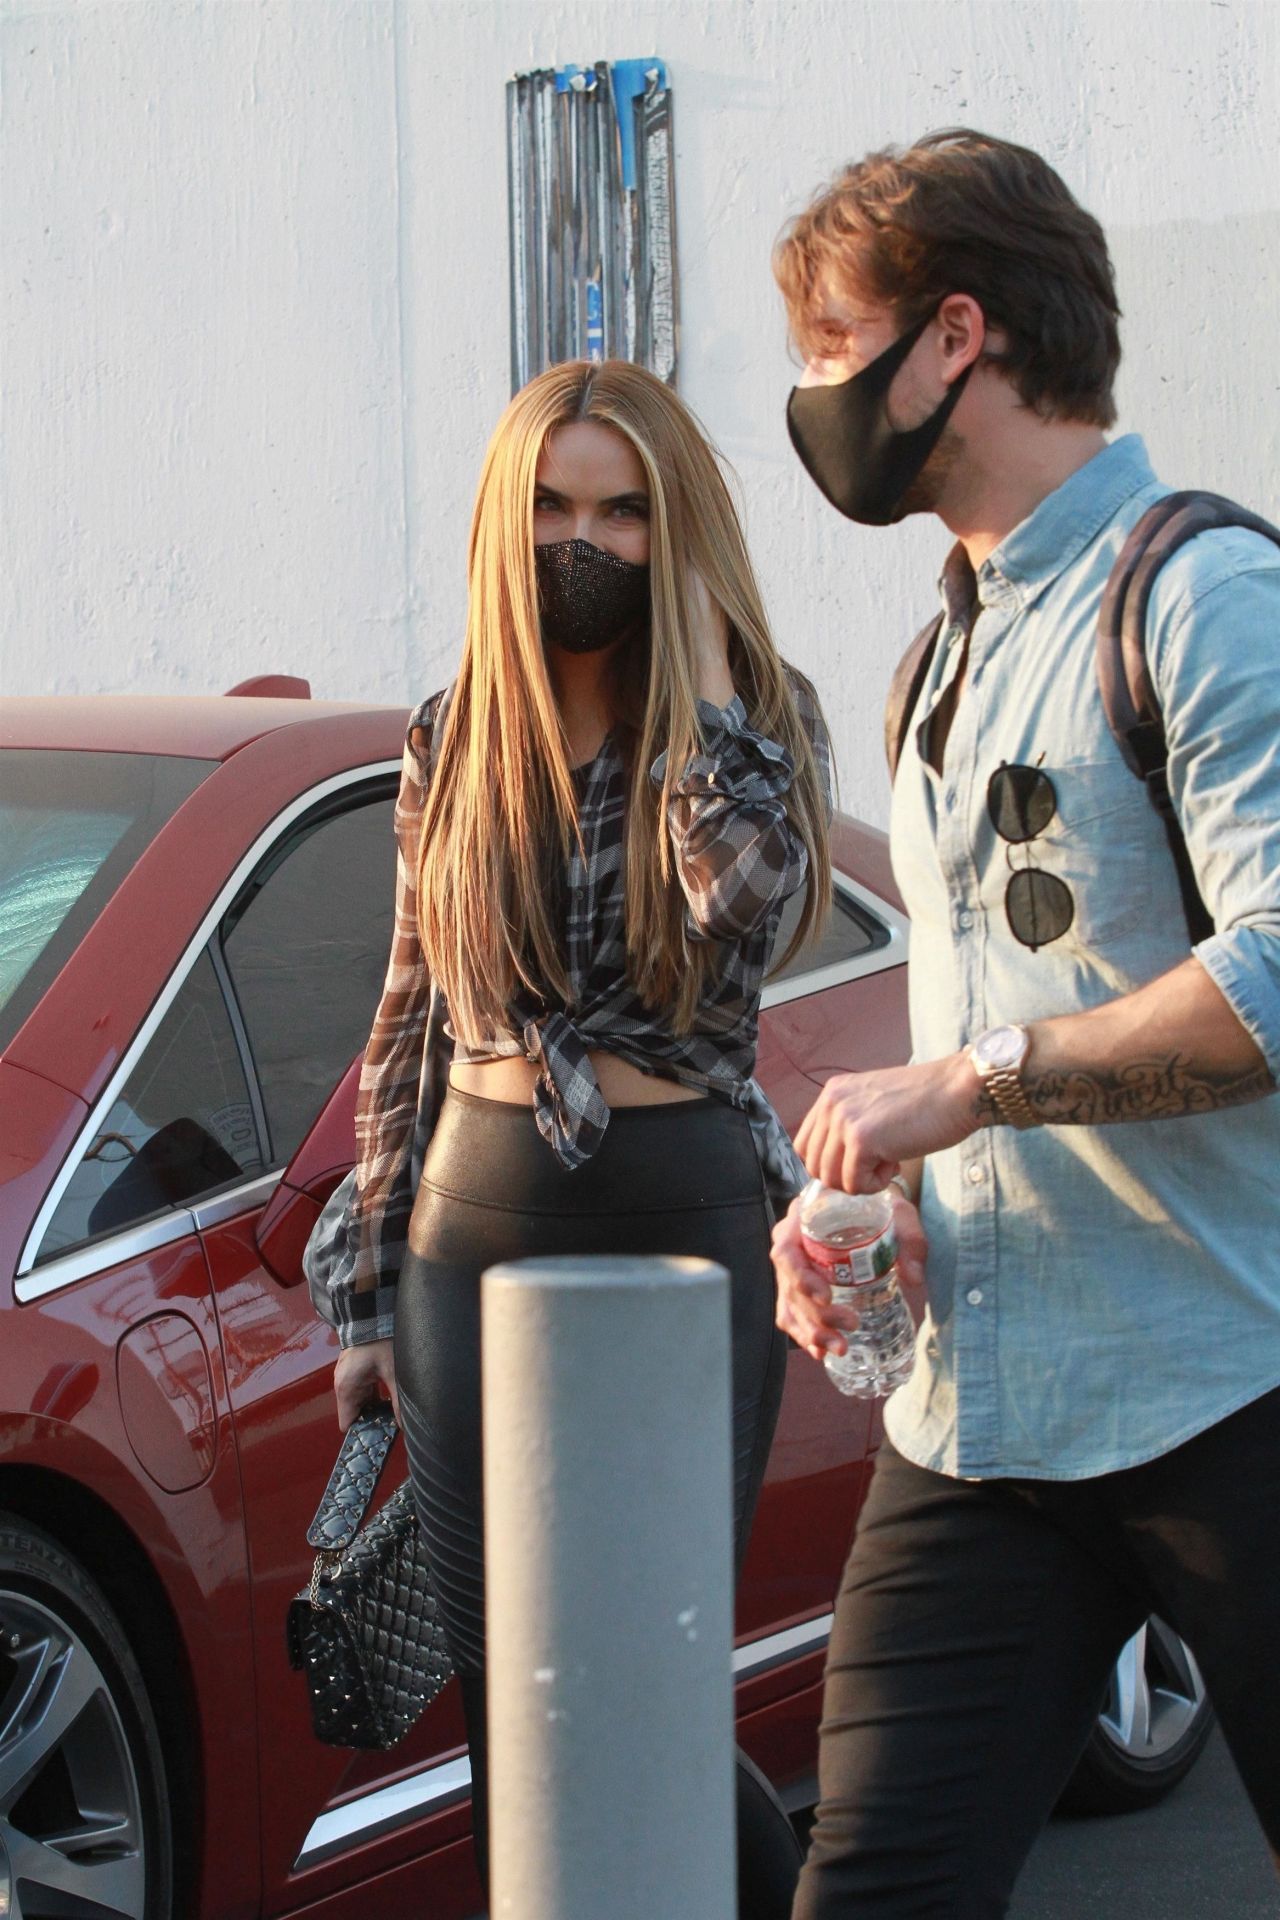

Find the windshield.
xmin=0 ymin=750 xmax=214 ymax=1054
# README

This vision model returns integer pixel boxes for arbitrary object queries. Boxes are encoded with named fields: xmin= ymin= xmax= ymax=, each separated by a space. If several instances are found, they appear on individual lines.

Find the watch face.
xmin=975 ymin=1024 xmax=1026 ymax=1070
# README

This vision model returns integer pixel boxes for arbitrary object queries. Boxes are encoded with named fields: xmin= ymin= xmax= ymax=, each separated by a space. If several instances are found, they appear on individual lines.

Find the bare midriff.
xmin=449 ymin=1050 xmax=705 ymax=1107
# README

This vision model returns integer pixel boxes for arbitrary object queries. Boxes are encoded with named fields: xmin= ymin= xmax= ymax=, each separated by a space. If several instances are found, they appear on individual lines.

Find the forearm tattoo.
xmin=992 ymin=1055 xmax=1276 ymax=1127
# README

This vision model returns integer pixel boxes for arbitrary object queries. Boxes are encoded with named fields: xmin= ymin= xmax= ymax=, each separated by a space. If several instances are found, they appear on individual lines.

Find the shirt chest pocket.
xmin=1038 ymin=759 xmax=1158 ymax=946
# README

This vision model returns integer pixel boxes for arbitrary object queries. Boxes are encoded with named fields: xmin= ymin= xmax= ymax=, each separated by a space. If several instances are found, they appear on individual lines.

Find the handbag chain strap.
xmin=309 ymin=1549 xmax=343 ymax=1608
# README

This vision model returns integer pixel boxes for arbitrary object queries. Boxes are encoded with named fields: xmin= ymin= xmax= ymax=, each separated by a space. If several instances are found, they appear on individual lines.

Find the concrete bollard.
xmin=482 ymin=1254 xmax=736 ymax=1920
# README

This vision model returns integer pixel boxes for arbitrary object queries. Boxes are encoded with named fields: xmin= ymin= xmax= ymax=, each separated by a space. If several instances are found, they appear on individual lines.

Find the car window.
xmin=769 ymin=878 xmax=890 ymax=985
xmin=40 ymin=948 xmax=264 ymax=1261
xmin=221 ymin=791 xmax=397 ymax=1166
xmin=0 ymin=750 xmax=213 ymax=1053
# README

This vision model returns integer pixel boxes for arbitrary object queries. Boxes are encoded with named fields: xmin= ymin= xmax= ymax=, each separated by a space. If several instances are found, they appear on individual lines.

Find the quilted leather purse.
xmin=286 ymin=1402 xmax=453 ymax=1749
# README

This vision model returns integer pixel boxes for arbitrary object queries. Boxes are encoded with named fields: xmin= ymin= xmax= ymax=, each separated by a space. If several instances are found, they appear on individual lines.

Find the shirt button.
xmin=944 ymin=788 xmax=957 ymax=812
xmin=966 ymin=1288 xmax=984 ymax=1307
xmin=957 ymin=908 xmax=974 ymax=930
xmin=928 ymin=689 xmax=943 ymax=710
xmin=970 ymin=666 xmax=983 ymax=688
xmin=966 ymin=1162 xmax=986 ymax=1185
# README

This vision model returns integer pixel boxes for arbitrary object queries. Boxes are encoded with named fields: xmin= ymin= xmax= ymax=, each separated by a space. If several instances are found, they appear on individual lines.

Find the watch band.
xmin=985 ymin=1065 xmax=1039 ymax=1130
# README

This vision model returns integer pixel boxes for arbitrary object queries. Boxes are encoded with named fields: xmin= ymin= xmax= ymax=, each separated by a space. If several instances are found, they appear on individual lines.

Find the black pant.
xmin=795 ymin=1387 xmax=1280 ymax=1919
xmin=394 ymin=1089 xmax=791 ymax=1907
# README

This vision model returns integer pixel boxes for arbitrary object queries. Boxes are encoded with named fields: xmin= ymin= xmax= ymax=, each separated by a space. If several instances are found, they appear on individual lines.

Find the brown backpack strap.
xmin=885 ymin=613 xmax=945 ymax=779
xmin=1097 ymin=490 xmax=1280 ymax=944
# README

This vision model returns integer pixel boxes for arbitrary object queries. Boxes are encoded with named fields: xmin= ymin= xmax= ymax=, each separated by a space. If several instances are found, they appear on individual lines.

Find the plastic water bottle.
xmin=797 ymin=1180 xmax=916 ymax=1398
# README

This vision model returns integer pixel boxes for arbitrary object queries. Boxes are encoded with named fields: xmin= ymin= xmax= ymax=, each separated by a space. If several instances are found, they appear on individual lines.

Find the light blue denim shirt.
xmin=885 ymin=435 xmax=1280 ymax=1481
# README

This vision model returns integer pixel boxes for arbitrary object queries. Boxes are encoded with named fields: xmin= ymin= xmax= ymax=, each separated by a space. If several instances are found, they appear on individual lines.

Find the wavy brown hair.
xmin=416 ymin=359 xmax=831 ymax=1039
xmin=774 ymin=128 xmax=1121 ymax=428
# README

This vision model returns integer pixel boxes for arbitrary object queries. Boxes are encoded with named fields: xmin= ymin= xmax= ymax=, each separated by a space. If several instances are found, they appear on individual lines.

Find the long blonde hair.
xmin=417 ymin=359 xmax=831 ymax=1038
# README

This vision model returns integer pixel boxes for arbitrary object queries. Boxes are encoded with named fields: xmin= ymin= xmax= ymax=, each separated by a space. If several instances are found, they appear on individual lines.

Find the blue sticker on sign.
xmin=609 ymin=58 xmax=667 ymax=191
xmin=554 ymin=64 xmax=596 ymax=94
xmin=586 ymin=280 xmax=604 ymax=361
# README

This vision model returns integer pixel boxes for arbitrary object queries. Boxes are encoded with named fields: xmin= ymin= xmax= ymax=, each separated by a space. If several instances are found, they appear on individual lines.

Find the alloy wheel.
xmin=1097 ymin=1615 xmax=1207 ymax=1765
xmin=0 ymin=1591 xmax=147 ymax=1919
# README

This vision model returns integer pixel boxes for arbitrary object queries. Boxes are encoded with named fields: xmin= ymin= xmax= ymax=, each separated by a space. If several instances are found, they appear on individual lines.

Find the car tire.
xmin=1059 ymin=1614 xmax=1214 ymax=1816
xmin=736 ymin=1747 xmax=805 ymax=1917
xmin=0 ymin=1515 xmax=173 ymax=1920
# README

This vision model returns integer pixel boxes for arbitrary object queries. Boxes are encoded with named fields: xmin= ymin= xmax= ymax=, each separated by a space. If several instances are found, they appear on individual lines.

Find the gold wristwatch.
xmin=967 ymin=1024 xmax=1038 ymax=1129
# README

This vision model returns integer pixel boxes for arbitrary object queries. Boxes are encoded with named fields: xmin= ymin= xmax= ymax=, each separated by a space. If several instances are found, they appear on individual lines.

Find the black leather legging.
xmin=394 ymin=1086 xmax=793 ymax=1910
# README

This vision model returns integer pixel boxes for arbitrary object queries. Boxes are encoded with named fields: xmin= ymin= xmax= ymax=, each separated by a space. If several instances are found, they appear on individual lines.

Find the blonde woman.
xmin=319 ymin=359 xmax=832 ymax=1904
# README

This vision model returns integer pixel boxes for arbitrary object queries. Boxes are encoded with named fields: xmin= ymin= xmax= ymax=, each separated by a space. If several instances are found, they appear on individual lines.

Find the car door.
xmin=18 ymin=939 xmax=272 ymax=1920
xmin=194 ymin=768 xmax=483 ymax=1917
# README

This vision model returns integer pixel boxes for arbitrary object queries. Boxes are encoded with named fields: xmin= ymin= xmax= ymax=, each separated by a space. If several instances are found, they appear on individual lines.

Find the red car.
xmin=0 ymin=686 xmax=1210 ymax=1920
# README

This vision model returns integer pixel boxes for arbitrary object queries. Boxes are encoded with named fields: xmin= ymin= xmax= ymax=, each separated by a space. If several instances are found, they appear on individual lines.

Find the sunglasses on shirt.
xmin=986 ymin=762 xmax=1075 ymax=950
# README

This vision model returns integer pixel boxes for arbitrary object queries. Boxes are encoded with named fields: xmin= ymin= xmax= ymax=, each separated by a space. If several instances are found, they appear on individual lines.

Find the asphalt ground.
xmin=468 ymin=1727 xmax=1275 ymax=1919
xmin=1011 ymin=1730 xmax=1277 ymax=1918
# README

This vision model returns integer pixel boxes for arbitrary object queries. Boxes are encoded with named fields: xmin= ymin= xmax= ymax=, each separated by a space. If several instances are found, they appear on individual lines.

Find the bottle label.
xmin=800 ymin=1221 xmax=898 ymax=1288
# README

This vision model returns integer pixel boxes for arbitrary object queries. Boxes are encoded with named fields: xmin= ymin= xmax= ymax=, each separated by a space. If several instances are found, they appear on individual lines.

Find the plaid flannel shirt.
xmin=314 ymin=671 xmax=832 ymax=1346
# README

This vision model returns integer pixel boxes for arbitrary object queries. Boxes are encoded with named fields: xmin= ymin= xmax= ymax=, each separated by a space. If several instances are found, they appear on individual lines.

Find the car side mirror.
xmin=255 ymin=1053 xmax=362 ymax=1286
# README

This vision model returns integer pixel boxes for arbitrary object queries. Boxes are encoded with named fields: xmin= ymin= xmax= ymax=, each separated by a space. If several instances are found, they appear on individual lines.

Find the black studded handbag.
xmin=286 ymin=1401 xmax=453 ymax=1749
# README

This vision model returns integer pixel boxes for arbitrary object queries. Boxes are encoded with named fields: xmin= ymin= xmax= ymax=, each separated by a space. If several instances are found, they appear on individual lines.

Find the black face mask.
xmin=534 ymin=538 xmax=651 ymax=654
xmin=786 ymin=312 xmax=973 ymax=526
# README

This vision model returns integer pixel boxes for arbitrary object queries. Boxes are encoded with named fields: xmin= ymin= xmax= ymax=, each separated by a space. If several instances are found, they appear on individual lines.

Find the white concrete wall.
xmin=4 ymin=0 xmax=1278 ymax=826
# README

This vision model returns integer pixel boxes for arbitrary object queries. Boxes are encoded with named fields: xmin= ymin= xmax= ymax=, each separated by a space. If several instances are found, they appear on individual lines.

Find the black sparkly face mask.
xmin=534 ymin=538 xmax=651 ymax=654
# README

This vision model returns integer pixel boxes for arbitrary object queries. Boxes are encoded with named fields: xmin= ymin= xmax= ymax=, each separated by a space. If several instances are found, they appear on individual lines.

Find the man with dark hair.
xmin=771 ymin=129 xmax=1280 ymax=1914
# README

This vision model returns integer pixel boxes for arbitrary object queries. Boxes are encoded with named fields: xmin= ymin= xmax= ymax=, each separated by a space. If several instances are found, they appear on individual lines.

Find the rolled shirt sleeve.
xmin=328 ymin=704 xmax=437 ymax=1346
xmin=1154 ymin=542 xmax=1280 ymax=1081
xmin=650 ymin=674 xmax=832 ymax=943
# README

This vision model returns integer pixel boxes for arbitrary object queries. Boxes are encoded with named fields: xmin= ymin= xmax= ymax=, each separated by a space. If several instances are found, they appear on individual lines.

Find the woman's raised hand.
xmin=333 ymin=1338 xmax=401 ymax=1432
